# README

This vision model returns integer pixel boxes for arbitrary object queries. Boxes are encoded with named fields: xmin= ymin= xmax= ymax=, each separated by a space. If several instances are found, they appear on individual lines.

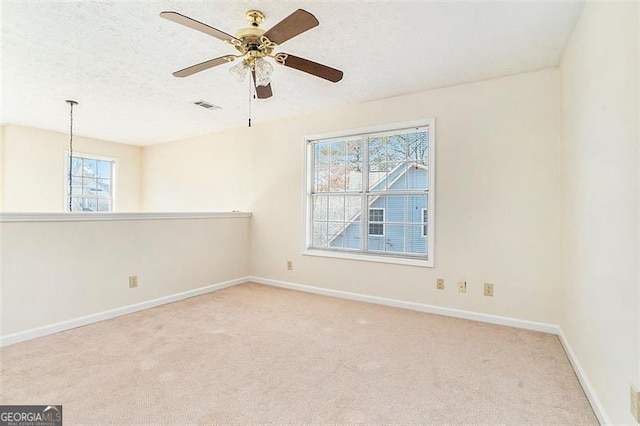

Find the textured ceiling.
xmin=1 ymin=1 xmax=584 ymax=146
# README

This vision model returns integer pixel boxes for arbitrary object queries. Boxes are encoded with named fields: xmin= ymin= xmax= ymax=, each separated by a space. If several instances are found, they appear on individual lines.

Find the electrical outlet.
xmin=457 ymin=281 xmax=466 ymax=293
xmin=436 ymin=278 xmax=444 ymax=290
xmin=128 ymin=275 xmax=138 ymax=288
xmin=631 ymin=384 xmax=640 ymax=422
xmin=484 ymin=283 xmax=494 ymax=297
xmin=286 ymin=260 xmax=293 ymax=271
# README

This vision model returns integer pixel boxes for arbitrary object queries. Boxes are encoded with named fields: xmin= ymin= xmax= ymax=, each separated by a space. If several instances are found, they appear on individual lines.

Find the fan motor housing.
xmin=235 ymin=27 xmax=265 ymax=40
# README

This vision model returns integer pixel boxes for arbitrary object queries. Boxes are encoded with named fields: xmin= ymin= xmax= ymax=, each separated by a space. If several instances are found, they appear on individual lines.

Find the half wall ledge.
xmin=0 ymin=212 xmax=252 ymax=223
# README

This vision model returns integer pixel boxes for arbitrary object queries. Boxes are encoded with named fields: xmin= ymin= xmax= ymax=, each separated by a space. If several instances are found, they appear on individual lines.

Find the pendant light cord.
xmin=66 ymin=100 xmax=78 ymax=211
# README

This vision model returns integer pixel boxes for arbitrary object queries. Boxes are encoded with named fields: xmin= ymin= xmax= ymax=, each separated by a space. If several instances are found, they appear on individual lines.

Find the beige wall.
xmin=1 ymin=215 xmax=251 ymax=335
xmin=142 ymin=126 xmax=251 ymax=212
xmin=144 ymin=69 xmax=562 ymax=325
xmin=560 ymin=2 xmax=639 ymax=424
xmin=2 ymin=125 xmax=142 ymax=212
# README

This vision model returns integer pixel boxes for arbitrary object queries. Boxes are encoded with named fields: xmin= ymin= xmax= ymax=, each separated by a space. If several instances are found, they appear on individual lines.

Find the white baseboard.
xmin=248 ymin=276 xmax=559 ymax=334
xmin=557 ymin=329 xmax=611 ymax=425
xmin=0 ymin=276 xmax=250 ymax=348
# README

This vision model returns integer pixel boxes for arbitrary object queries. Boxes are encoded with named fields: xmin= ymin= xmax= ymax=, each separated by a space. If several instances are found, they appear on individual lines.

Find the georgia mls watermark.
xmin=0 ymin=405 xmax=62 ymax=426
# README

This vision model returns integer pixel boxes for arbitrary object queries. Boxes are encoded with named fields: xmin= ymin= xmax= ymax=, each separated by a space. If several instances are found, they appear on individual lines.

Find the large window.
xmin=66 ymin=154 xmax=115 ymax=212
xmin=306 ymin=120 xmax=435 ymax=266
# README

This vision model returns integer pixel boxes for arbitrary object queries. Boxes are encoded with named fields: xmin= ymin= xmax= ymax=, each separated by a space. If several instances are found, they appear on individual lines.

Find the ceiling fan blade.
xmin=173 ymin=56 xmax=236 ymax=78
xmin=262 ymin=9 xmax=319 ymax=45
xmin=160 ymin=11 xmax=240 ymax=44
xmin=276 ymin=54 xmax=343 ymax=83
xmin=252 ymin=70 xmax=273 ymax=99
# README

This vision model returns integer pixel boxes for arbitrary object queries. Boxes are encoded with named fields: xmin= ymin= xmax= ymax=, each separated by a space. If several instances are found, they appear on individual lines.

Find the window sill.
xmin=303 ymin=249 xmax=434 ymax=268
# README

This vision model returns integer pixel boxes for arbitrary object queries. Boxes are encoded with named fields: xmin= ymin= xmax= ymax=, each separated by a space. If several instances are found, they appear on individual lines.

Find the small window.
xmin=368 ymin=208 xmax=385 ymax=236
xmin=66 ymin=154 xmax=115 ymax=212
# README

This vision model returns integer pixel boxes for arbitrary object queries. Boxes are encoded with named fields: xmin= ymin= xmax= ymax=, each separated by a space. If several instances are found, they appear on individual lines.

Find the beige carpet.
xmin=1 ymin=283 xmax=596 ymax=425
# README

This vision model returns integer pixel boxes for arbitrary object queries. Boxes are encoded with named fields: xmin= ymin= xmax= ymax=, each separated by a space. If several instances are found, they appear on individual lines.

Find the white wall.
xmin=559 ymin=2 xmax=639 ymax=424
xmin=1 ymin=214 xmax=251 ymax=336
xmin=144 ymin=69 xmax=562 ymax=325
xmin=2 ymin=125 xmax=143 ymax=212
xmin=142 ymin=127 xmax=251 ymax=212
xmin=0 ymin=126 xmax=4 ymax=211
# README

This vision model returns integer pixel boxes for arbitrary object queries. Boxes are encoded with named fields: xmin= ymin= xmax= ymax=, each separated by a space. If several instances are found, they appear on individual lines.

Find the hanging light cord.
xmin=66 ymin=100 xmax=78 ymax=211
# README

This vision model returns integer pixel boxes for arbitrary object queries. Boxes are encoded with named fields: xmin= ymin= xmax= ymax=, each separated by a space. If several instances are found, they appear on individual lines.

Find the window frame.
xmin=64 ymin=151 xmax=117 ymax=212
xmin=303 ymin=119 xmax=435 ymax=268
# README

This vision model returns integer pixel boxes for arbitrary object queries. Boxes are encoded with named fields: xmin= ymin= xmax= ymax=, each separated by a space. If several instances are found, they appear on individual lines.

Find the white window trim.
xmin=64 ymin=151 xmax=118 ymax=212
xmin=303 ymin=118 xmax=435 ymax=268
xmin=368 ymin=208 xmax=385 ymax=236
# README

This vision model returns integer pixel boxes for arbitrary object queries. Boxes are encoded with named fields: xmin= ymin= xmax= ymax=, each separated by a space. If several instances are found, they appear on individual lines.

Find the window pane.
xmin=96 ymin=178 xmax=111 ymax=195
xmin=314 ymin=168 xmax=330 ymax=192
xmin=314 ymin=142 xmax=331 ymax=170
xmin=404 ymin=165 xmax=428 ymax=191
xmin=369 ymin=208 xmax=384 ymax=222
xmin=313 ymin=195 xmax=328 ymax=221
xmin=344 ymin=196 xmax=361 ymax=222
xmin=328 ymin=222 xmax=344 ymax=247
xmin=386 ymin=135 xmax=407 ymax=163
xmin=83 ymin=177 xmax=97 ymax=195
xmin=83 ymin=159 xmax=97 ymax=177
xmin=71 ymin=157 xmax=83 ymax=176
xmin=97 ymin=198 xmax=111 ymax=212
xmin=328 ymin=141 xmax=346 ymax=192
xmin=384 ymin=224 xmax=405 ymax=253
xmin=368 ymin=130 xmax=429 ymax=191
xmin=385 ymin=195 xmax=405 ymax=223
xmin=345 ymin=139 xmax=363 ymax=191
xmin=97 ymin=161 xmax=112 ymax=179
xmin=407 ymin=225 xmax=427 ymax=255
xmin=73 ymin=197 xmax=97 ymax=212
xmin=71 ymin=177 xmax=82 ymax=194
xmin=407 ymin=130 xmax=429 ymax=165
xmin=312 ymin=222 xmax=328 ymax=248
xmin=330 ymin=222 xmax=360 ymax=250
xmin=368 ymin=223 xmax=384 ymax=236
xmin=71 ymin=198 xmax=83 ymax=212
xmin=327 ymin=196 xmax=345 ymax=221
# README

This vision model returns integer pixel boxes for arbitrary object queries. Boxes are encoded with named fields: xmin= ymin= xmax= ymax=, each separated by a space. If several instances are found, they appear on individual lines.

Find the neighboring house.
xmin=330 ymin=160 xmax=429 ymax=256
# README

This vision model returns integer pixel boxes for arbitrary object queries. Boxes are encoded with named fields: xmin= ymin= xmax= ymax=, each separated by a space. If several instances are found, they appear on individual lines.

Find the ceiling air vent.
xmin=194 ymin=100 xmax=222 ymax=110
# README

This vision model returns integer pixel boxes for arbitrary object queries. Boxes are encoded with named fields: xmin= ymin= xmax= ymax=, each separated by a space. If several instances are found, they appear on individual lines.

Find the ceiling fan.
xmin=160 ymin=9 xmax=344 ymax=99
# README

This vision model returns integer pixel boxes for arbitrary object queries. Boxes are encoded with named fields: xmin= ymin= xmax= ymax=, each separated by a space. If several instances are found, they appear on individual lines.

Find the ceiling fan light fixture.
xmin=254 ymin=57 xmax=273 ymax=87
xmin=229 ymin=60 xmax=249 ymax=82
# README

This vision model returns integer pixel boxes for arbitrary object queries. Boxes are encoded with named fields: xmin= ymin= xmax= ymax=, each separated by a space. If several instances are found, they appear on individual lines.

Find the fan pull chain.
xmin=248 ymin=77 xmax=252 ymax=128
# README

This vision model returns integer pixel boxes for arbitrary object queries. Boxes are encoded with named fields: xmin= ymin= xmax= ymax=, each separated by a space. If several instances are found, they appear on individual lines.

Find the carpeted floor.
xmin=1 ymin=283 xmax=597 ymax=424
